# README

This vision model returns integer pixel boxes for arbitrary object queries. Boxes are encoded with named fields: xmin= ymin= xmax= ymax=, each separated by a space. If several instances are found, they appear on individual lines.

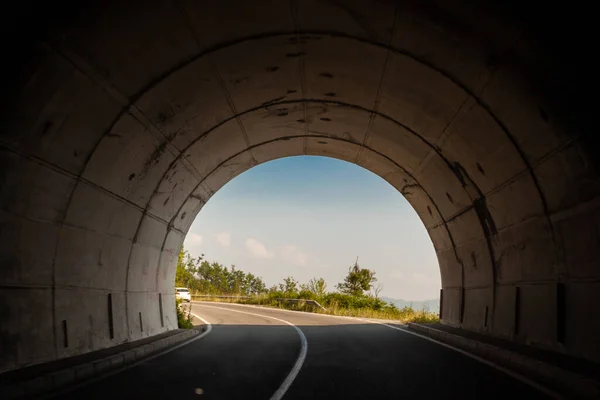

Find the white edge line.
xmin=370 ymin=322 xmax=563 ymax=400
xmin=194 ymin=301 xmax=562 ymax=399
xmin=196 ymin=303 xmax=307 ymax=400
xmin=41 ymin=315 xmax=213 ymax=399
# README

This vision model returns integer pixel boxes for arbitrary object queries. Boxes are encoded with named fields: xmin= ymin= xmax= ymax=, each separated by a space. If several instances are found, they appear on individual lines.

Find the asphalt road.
xmin=53 ymin=302 xmax=552 ymax=399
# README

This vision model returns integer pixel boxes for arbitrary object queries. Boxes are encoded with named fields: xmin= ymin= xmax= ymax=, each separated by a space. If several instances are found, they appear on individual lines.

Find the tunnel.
xmin=0 ymin=0 xmax=598 ymax=375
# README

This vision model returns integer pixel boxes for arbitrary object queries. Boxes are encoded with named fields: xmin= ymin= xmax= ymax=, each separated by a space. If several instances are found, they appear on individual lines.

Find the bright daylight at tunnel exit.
xmin=178 ymin=155 xmax=442 ymax=319
xmin=1 ymin=0 xmax=598 ymax=399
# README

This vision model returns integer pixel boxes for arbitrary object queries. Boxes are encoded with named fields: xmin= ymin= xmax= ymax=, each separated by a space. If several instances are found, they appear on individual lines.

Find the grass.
xmin=317 ymin=303 xmax=440 ymax=323
xmin=176 ymin=298 xmax=194 ymax=329
xmin=192 ymin=294 xmax=440 ymax=324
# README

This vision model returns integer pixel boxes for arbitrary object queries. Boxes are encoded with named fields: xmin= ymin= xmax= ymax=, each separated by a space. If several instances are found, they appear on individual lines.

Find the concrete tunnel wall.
xmin=1 ymin=0 xmax=599 ymax=373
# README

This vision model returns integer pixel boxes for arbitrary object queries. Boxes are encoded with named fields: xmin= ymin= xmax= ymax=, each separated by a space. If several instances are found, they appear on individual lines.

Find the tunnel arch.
xmin=1 ymin=0 xmax=599 ymax=373
xmin=183 ymin=154 xmax=443 ymax=300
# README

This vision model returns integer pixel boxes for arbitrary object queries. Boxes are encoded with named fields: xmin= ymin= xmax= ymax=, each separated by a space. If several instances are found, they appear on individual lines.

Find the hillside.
xmin=381 ymin=297 xmax=440 ymax=314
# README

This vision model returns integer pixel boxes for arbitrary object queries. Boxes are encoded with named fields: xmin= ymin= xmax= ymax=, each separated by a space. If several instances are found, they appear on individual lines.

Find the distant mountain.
xmin=381 ymin=297 xmax=440 ymax=313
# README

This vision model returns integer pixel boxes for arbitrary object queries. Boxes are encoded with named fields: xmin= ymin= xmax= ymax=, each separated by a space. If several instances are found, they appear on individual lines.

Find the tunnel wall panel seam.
xmin=0 ymin=206 xmax=61 ymax=227
xmin=444 ymin=284 xmax=492 ymax=290
xmin=289 ymin=4 xmax=310 ymax=155
xmin=431 ymin=209 xmax=581 ymax=254
xmin=429 ymin=165 xmax=558 ymax=236
xmin=46 ymin=41 xmax=183 ymax=157
xmin=433 ymin=213 xmax=547 ymax=251
xmin=412 ymin=93 xmax=473 ymax=174
xmin=0 ymin=284 xmax=132 ymax=292
xmin=0 ymin=142 xmax=185 ymax=235
xmin=45 ymin=40 xmax=210 ymax=190
xmin=204 ymin=58 xmax=259 ymax=166
xmin=441 ymin=282 xmax=579 ymax=289
xmin=50 ymin=167 xmax=182 ymax=347
xmin=353 ymin=4 xmax=400 ymax=165
xmin=155 ymin=229 xmax=182 ymax=298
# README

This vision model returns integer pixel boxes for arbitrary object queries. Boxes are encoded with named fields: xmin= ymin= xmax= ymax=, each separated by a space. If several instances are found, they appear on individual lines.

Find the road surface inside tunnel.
xmin=52 ymin=302 xmax=551 ymax=399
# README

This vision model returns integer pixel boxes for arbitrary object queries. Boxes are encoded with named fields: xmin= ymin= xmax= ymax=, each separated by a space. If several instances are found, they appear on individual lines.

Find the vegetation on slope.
xmin=176 ymin=298 xmax=194 ymax=329
xmin=175 ymin=247 xmax=439 ymax=324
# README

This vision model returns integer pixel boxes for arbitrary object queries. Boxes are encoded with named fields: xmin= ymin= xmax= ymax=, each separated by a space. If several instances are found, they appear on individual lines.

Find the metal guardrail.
xmin=276 ymin=298 xmax=326 ymax=310
xmin=191 ymin=295 xmax=326 ymax=310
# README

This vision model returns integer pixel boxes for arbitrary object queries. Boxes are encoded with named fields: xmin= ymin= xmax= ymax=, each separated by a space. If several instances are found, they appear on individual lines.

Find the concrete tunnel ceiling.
xmin=1 ymin=0 xmax=599 ymax=373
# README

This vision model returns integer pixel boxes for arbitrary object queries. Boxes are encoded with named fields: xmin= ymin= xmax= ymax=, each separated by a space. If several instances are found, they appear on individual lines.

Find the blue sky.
xmin=183 ymin=156 xmax=441 ymax=301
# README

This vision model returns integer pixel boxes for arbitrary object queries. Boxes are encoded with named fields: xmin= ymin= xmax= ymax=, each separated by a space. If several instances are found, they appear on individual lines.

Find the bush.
xmin=298 ymin=290 xmax=317 ymax=300
xmin=176 ymin=298 xmax=194 ymax=329
xmin=321 ymin=293 xmax=386 ymax=310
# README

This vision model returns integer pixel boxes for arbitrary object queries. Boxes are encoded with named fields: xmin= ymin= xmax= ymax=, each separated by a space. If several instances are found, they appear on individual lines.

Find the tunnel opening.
xmin=1 ymin=0 xmax=599 ymax=375
xmin=178 ymin=155 xmax=442 ymax=316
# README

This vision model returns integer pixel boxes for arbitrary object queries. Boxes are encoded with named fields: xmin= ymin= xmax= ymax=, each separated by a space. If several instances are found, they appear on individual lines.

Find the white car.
xmin=175 ymin=287 xmax=191 ymax=302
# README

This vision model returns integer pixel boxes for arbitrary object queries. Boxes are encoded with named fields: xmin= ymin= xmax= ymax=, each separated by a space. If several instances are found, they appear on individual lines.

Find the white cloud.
xmin=245 ymin=238 xmax=273 ymax=259
xmin=185 ymin=233 xmax=203 ymax=246
xmin=280 ymin=245 xmax=308 ymax=266
xmin=215 ymin=232 xmax=231 ymax=247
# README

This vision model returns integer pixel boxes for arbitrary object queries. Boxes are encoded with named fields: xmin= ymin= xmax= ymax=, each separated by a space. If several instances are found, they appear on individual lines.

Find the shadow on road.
xmin=55 ymin=323 xmax=550 ymax=400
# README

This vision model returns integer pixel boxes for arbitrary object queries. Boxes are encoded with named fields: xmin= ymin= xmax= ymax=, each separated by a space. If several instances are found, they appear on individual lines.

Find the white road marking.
xmin=195 ymin=303 xmax=308 ymax=400
xmin=195 ymin=301 xmax=562 ymax=399
xmin=361 ymin=321 xmax=562 ymax=399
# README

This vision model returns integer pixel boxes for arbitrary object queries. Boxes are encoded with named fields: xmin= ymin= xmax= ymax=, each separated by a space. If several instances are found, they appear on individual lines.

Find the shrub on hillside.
xmin=322 ymin=292 xmax=387 ymax=310
xmin=176 ymin=298 xmax=194 ymax=329
xmin=298 ymin=290 xmax=318 ymax=300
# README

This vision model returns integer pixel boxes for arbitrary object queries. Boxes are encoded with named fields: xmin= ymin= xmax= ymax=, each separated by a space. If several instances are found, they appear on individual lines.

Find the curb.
xmin=407 ymin=323 xmax=600 ymax=399
xmin=0 ymin=328 xmax=200 ymax=400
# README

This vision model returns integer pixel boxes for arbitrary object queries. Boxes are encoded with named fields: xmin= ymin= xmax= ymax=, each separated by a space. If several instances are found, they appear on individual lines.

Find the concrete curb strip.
xmin=0 ymin=329 xmax=200 ymax=400
xmin=407 ymin=323 xmax=600 ymax=398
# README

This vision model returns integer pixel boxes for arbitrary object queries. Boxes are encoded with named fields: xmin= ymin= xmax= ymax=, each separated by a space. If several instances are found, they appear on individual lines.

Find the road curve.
xmin=53 ymin=302 xmax=552 ymax=399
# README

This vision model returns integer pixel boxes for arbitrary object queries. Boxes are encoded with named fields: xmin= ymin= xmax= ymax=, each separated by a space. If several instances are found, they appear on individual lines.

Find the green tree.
xmin=306 ymin=277 xmax=327 ymax=297
xmin=336 ymin=258 xmax=376 ymax=296
xmin=175 ymin=247 xmax=203 ymax=292
xmin=176 ymin=246 xmax=267 ymax=296
xmin=268 ymin=285 xmax=279 ymax=293
xmin=227 ymin=265 xmax=245 ymax=294
xmin=280 ymin=276 xmax=298 ymax=295
xmin=245 ymin=273 xmax=267 ymax=295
